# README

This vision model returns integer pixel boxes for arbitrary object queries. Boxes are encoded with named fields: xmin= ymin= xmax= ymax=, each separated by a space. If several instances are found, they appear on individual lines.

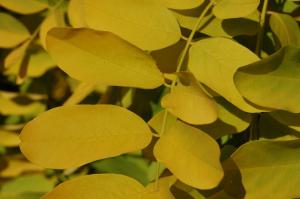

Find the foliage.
xmin=0 ymin=0 xmax=300 ymax=198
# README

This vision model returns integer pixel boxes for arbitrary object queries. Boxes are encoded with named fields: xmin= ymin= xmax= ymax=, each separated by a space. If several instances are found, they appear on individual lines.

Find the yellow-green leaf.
xmin=0 ymin=0 xmax=48 ymax=14
xmin=4 ymin=40 xmax=30 ymax=70
xmin=0 ymin=12 xmax=30 ymax=48
xmin=158 ymin=0 xmax=204 ymax=10
xmin=213 ymin=0 xmax=260 ymax=19
xmin=234 ymin=46 xmax=300 ymax=113
xmin=189 ymin=37 xmax=261 ymax=113
xmin=20 ymin=105 xmax=153 ymax=169
xmin=269 ymin=12 xmax=300 ymax=47
xmin=142 ymin=176 xmax=176 ymax=199
xmin=231 ymin=140 xmax=300 ymax=198
xmin=269 ymin=111 xmax=300 ymax=132
xmin=0 ymin=129 xmax=20 ymax=147
xmin=82 ymin=0 xmax=181 ymax=50
xmin=46 ymin=28 xmax=164 ymax=89
xmin=68 ymin=0 xmax=86 ymax=28
xmin=154 ymin=120 xmax=224 ymax=189
xmin=42 ymin=174 xmax=144 ymax=199
xmin=161 ymin=72 xmax=218 ymax=125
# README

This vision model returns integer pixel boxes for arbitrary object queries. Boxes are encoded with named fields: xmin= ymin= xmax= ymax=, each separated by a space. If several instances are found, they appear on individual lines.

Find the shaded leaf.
xmin=231 ymin=140 xmax=300 ymax=198
xmin=46 ymin=28 xmax=164 ymax=89
xmin=0 ymin=13 xmax=30 ymax=48
xmin=154 ymin=120 xmax=224 ymax=189
xmin=82 ymin=0 xmax=181 ymax=50
xmin=269 ymin=111 xmax=300 ymax=132
xmin=269 ymin=12 xmax=300 ymax=47
xmin=189 ymin=37 xmax=261 ymax=112
xmin=0 ymin=0 xmax=48 ymax=14
xmin=20 ymin=105 xmax=152 ymax=169
xmin=234 ymin=46 xmax=300 ymax=113
xmin=0 ymin=129 xmax=20 ymax=147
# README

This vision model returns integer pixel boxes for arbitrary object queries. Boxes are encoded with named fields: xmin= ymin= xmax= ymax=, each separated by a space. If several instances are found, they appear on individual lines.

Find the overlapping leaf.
xmin=154 ymin=120 xmax=224 ymax=189
xmin=46 ymin=28 xmax=164 ymax=89
xmin=234 ymin=46 xmax=300 ymax=113
xmin=189 ymin=37 xmax=261 ymax=112
xmin=82 ymin=0 xmax=181 ymax=50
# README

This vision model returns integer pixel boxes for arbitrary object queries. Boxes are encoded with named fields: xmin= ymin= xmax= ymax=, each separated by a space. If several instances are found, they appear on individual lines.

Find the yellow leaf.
xmin=82 ymin=0 xmax=181 ymax=50
xmin=0 ymin=12 xmax=30 ymax=48
xmin=158 ymin=0 xmax=204 ymax=10
xmin=0 ymin=129 xmax=20 ymax=147
xmin=5 ymin=45 xmax=55 ymax=77
xmin=154 ymin=120 xmax=224 ymax=189
xmin=46 ymin=28 xmax=164 ymax=89
xmin=189 ymin=37 xmax=262 ymax=113
xmin=0 ymin=96 xmax=45 ymax=116
xmin=42 ymin=174 xmax=144 ymax=199
xmin=4 ymin=40 xmax=30 ymax=70
xmin=0 ymin=0 xmax=48 ymax=14
xmin=142 ymin=176 xmax=176 ymax=199
xmin=68 ymin=0 xmax=86 ymax=28
xmin=161 ymin=72 xmax=218 ymax=125
xmin=20 ymin=105 xmax=153 ymax=169
xmin=213 ymin=0 xmax=260 ymax=19
xmin=0 ymin=157 xmax=43 ymax=178
xmin=40 ymin=9 xmax=65 ymax=49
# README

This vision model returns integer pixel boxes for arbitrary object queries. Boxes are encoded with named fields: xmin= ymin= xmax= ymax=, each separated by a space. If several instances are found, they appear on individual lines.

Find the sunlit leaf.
xmin=0 ymin=0 xmax=48 ymax=14
xmin=158 ymin=0 xmax=204 ymax=10
xmin=142 ymin=176 xmax=176 ymax=199
xmin=82 ymin=0 xmax=181 ymax=50
xmin=42 ymin=174 xmax=144 ymax=199
xmin=0 ymin=129 xmax=20 ymax=147
xmin=269 ymin=12 xmax=300 ymax=47
xmin=68 ymin=0 xmax=86 ymax=28
xmin=46 ymin=28 xmax=164 ymax=89
xmin=20 ymin=105 xmax=153 ymax=169
xmin=234 ymin=46 xmax=300 ymax=113
xmin=213 ymin=0 xmax=260 ymax=19
xmin=161 ymin=72 xmax=218 ymax=125
xmin=189 ymin=37 xmax=261 ymax=112
xmin=40 ymin=9 xmax=65 ymax=49
xmin=0 ymin=13 xmax=30 ymax=48
xmin=154 ymin=120 xmax=224 ymax=189
xmin=230 ymin=140 xmax=300 ymax=198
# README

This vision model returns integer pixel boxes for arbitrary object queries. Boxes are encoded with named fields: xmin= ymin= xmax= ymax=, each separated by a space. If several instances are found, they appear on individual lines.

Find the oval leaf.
xmin=0 ymin=0 xmax=48 ymax=14
xmin=189 ymin=37 xmax=261 ymax=112
xmin=42 ymin=174 xmax=144 ymax=199
xmin=158 ymin=0 xmax=204 ymax=10
xmin=231 ymin=140 xmax=300 ymax=198
xmin=269 ymin=12 xmax=300 ymax=47
xmin=234 ymin=46 xmax=300 ymax=113
xmin=20 ymin=105 xmax=152 ymax=169
xmin=154 ymin=120 xmax=224 ymax=189
xmin=0 ymin=12 xmax=30 ymax=48
xmin=46 ymin=28 xmax=164 ymax=89
xmin=83 ymin=0 xmax=181 ymax=50
xmin=213 ymin=0 xmax=260 ymax=19
xmin=161 ymin=72 xmax=218 ymax=125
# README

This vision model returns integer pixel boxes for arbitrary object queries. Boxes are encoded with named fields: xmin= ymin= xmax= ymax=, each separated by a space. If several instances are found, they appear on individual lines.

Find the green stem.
xmin=255 ymin=0 xmax=269 ymax=56
xmin=154 ymin=1 xmax=214 ymax=190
